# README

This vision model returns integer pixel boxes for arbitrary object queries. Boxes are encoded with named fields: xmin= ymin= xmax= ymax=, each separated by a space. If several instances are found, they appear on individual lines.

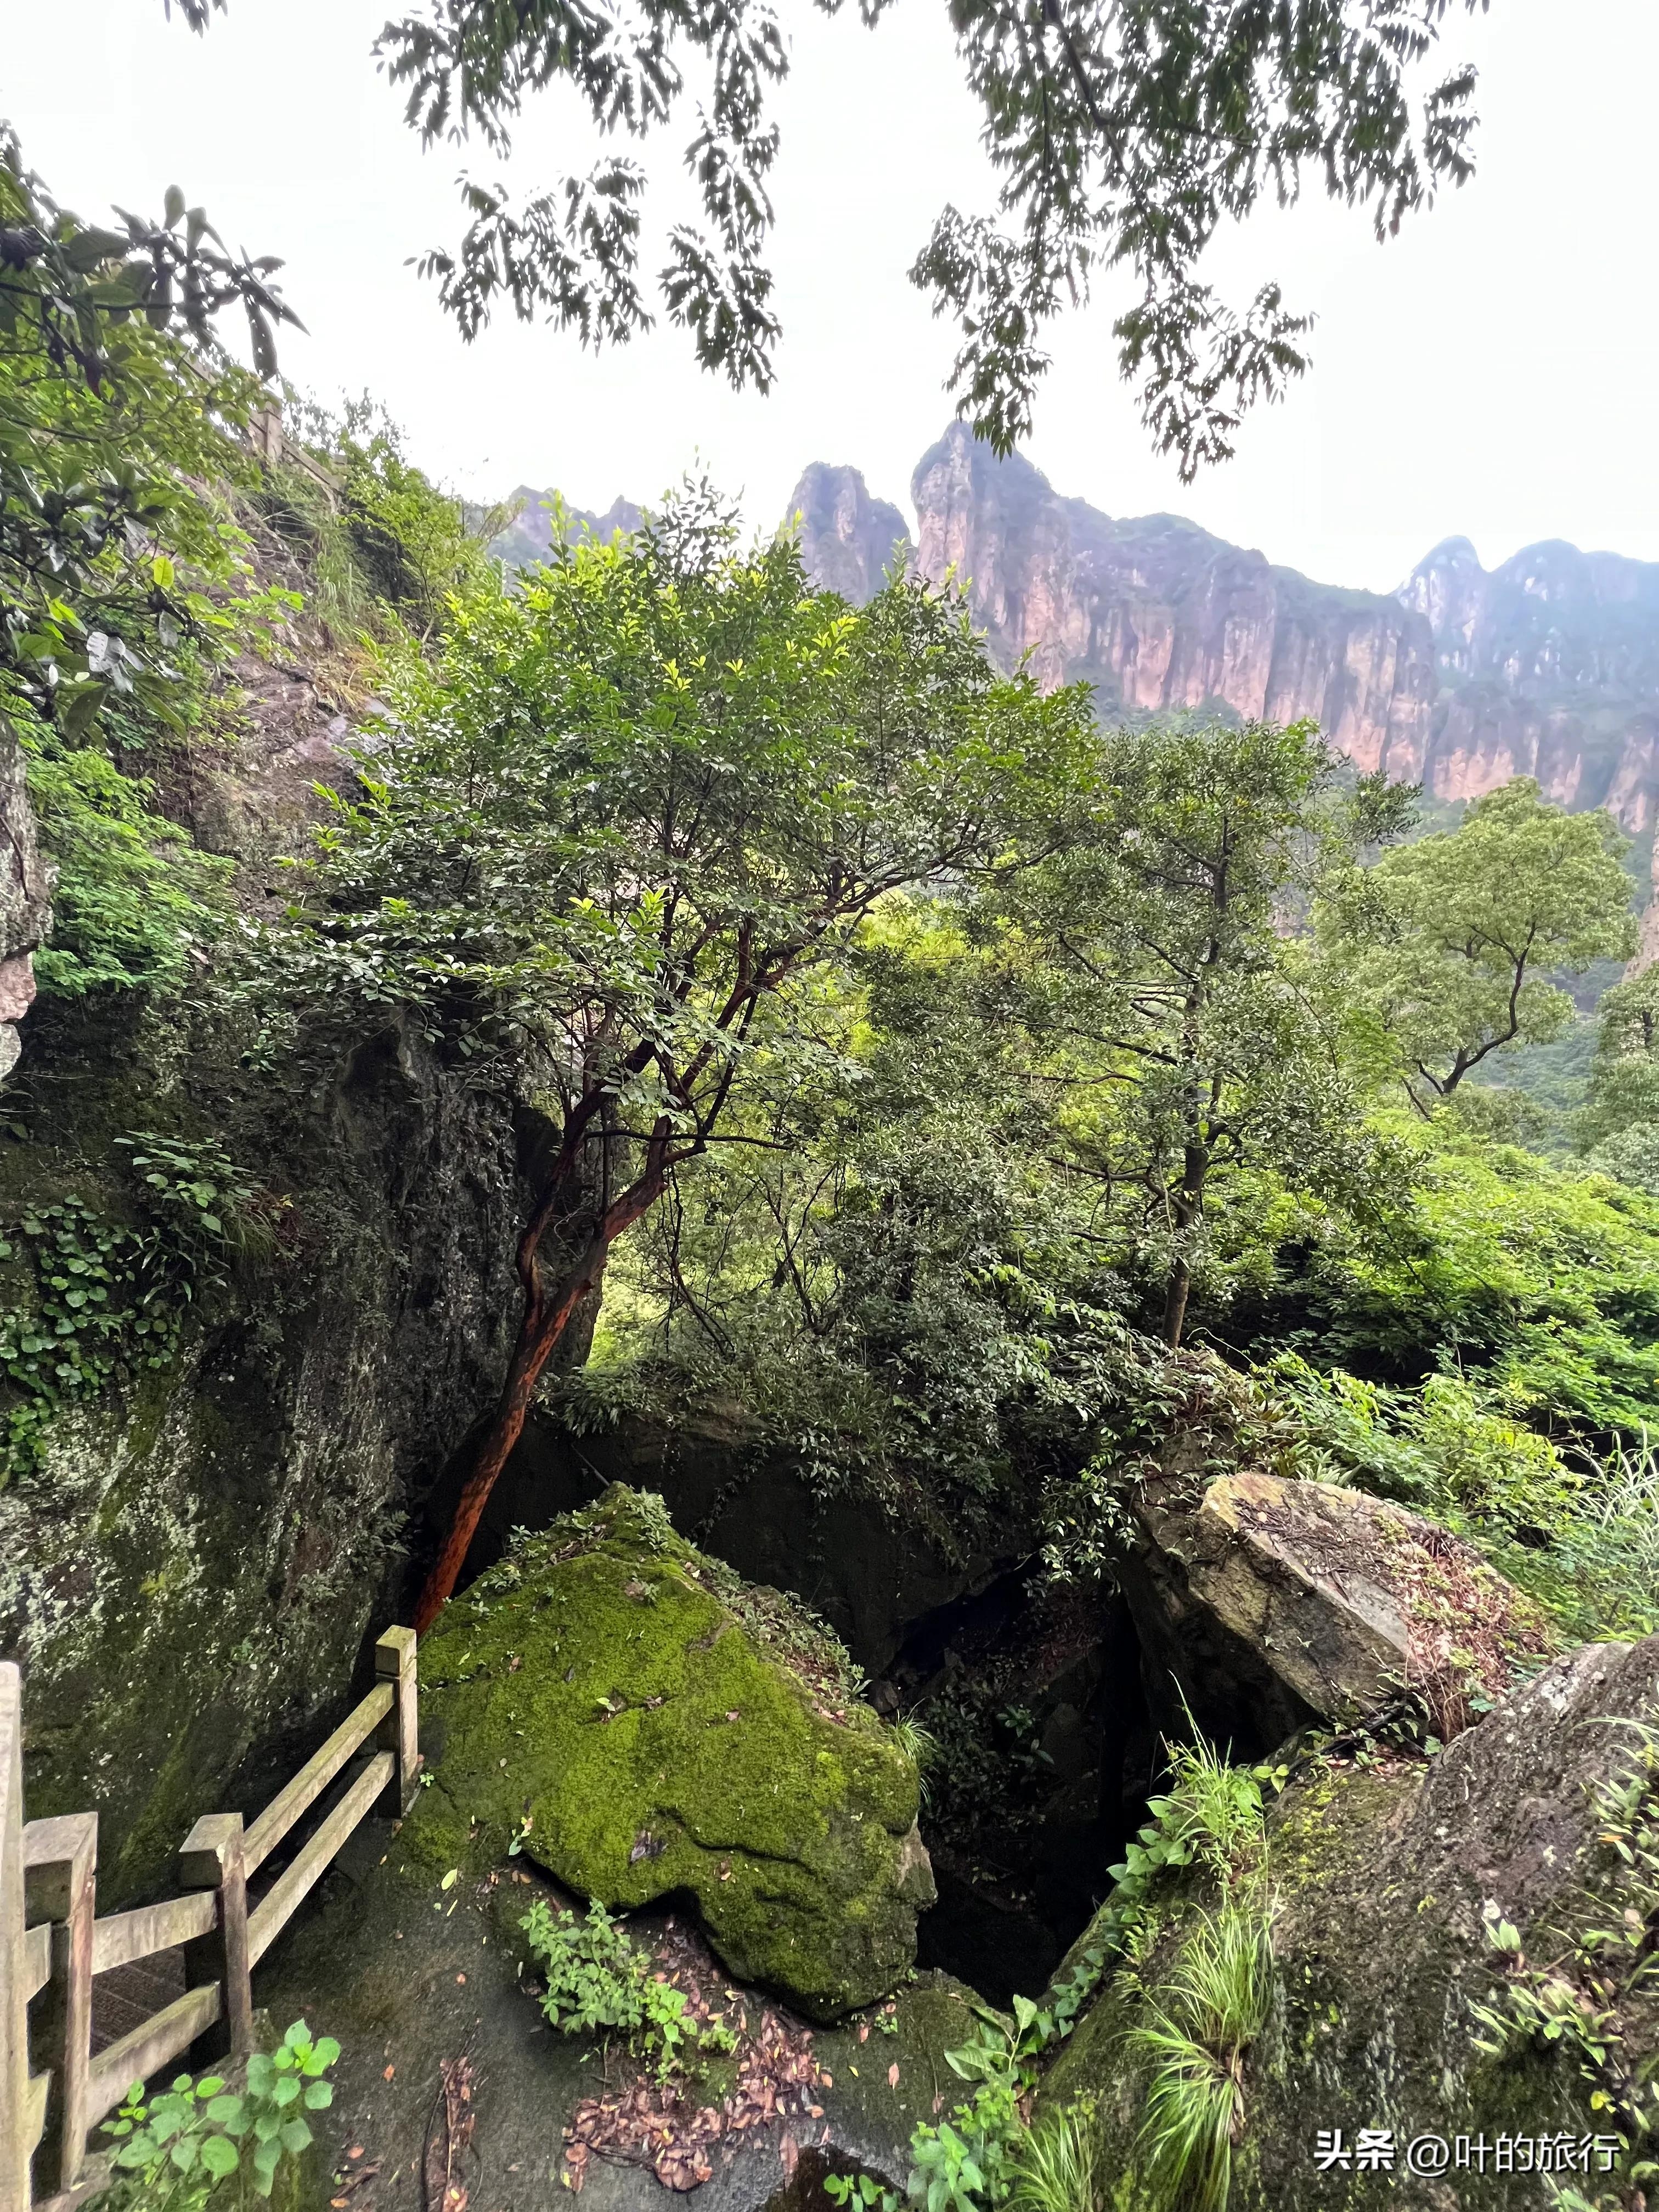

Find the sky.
xmin=5 ymin=0 xmax=1657 ymax=595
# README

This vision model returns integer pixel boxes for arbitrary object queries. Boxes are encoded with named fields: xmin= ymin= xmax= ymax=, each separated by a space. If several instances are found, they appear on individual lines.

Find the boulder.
xmin=412 ymin=1486 xmax=935 ymax=2019
xmin=1118 ymin=1468 xmax=1552 ymax=1752
xmin=1043 ymin=1632 xmax=1659 ymax=2209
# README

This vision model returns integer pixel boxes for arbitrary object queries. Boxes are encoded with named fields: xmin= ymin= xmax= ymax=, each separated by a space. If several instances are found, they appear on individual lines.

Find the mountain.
xmin=782 ymin=464 xmax=911 ymax=602
xmin=494 ymin=431 xmax=1659 ymax=924
xmin=490 ymin=487 xmax=645 ymax=570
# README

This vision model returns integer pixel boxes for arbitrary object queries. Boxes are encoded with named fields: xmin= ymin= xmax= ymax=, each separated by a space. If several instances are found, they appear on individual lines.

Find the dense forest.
xmin=3 ymin=108 xmax=1657 ymax=2212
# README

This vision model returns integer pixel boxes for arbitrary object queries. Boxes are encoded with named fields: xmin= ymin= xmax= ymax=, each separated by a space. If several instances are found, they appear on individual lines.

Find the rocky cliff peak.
xmin=905 ymin=426 xmax=1434 ymax=778
xmin=785 ymin=463 xmax=911 ymax=606
xmin=491 ymin=487 xmax=645 ymax=571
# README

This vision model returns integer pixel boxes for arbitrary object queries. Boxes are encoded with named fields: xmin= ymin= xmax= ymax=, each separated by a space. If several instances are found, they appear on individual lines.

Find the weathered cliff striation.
xmin=786 ymin=425 xmax=1659 ymax=932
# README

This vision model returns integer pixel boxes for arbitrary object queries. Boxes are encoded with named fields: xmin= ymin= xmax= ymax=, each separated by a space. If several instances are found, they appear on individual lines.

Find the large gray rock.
xmin=1045 ymin=1633 xmax=1659 ymax=2209
xmin=1118 ymin=1468 xmax=1551 ymax=1752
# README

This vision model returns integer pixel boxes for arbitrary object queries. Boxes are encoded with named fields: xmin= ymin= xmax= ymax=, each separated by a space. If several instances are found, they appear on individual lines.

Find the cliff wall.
xmin=785 ymin=426 xmax=1659 ymax=924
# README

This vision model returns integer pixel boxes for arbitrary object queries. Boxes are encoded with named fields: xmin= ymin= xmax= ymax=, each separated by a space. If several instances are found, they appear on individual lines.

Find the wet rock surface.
xmin=1042 ymin=1632 xmax=1659 ymax=2209
xmin=256 ymin=1816 xmax=980 ymax=2212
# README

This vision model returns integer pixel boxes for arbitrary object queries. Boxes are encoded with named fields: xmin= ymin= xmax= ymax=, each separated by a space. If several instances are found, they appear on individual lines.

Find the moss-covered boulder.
xmin=1041 ymin=1632 xmax=1659 ymax=2208
xmin=412 ymin=1486 xmax=935 ymax=2020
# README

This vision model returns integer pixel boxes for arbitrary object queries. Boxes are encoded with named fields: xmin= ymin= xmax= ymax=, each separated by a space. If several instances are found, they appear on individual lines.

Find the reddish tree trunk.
xmin=413 ymin=1167 xmax=669 ymax=1634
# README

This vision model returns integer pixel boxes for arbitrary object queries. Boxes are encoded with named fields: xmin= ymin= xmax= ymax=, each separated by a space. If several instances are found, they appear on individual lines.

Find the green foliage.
xmin=1049 ymin=1733 xmax=1268 ymax=2042
xmin=0 ymin=129 xmax=281 ymax=745
xmin=1260 ymin=1353 xmax=1659 ymax=1641
xmin=518 ymin=1896 xmax=698 ymax=2081
xmin=1001 ymin=716 xmax=1403 ymax=1346
xmin=269 ymin=398 xmax=506 ymax=643
xmin=1124 ymin=1896 xmax=1276 ymax=2212
xmin=356 ymin=0 xmax=1482 ymax=474
xmin=24 ymin=732 xmax=230 ymax=997
xmin=1318 ymin=780 xmax=1638 ymax=1114
xmin=1578 ymin=967 xmax=1659 ymax=1183
xmin=1004 ymin=2104 xmax=1100 ymax=2212
xmin=827 ymin=2000 xmax=1054 ymax=2212
xmin=0 ymin=1133 xmax=262 ymax=1481
xmin=1471 ymin=1719 xmax=1659 ymax=2150
xmin=100 ymin=2019 xmax=338 ymax=2212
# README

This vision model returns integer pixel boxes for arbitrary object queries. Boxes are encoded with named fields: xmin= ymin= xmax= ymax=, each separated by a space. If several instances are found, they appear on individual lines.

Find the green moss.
xmin=410 ymin=1486 xmax=932 ymax=2019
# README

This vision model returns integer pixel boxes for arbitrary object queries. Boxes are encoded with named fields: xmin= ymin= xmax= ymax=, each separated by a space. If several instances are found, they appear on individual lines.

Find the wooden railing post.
xmin=1 ymin=1664 xmax=29 ymax=2212
xmin=177 ymin=1816 xmax=252 ymax=2066
xmin=374 ymin=1630 xmax=421 ymax=1814
xmin=22 ymin=1816 xmax=96 ymax=2195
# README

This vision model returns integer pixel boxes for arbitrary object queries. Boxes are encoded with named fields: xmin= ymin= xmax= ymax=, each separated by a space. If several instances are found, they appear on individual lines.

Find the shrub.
xmin=100 ymin=2020 xmax=338 ymax=2212
xmin=519 ymin=1896 xmax=695 ymax=2081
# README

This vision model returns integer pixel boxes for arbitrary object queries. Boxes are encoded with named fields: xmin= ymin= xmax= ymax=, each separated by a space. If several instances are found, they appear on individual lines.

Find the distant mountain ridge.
xmin=493 ymin=430 xmax=1659 ymax=939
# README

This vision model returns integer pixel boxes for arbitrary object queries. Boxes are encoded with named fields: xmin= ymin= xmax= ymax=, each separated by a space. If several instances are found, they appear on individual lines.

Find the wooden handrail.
xmin=89 ymin=1897 xmax=215 ymax=1979
xmin=3 ymin=1628 xmax=421 ymax=2209
xmin=84 ymin=1988 xmax=221 ymax=2134
xmin=242 ymin=1683 xmax=392 ymax=1877
xmin=246 ymin=1754 xmax=392 ymax=1969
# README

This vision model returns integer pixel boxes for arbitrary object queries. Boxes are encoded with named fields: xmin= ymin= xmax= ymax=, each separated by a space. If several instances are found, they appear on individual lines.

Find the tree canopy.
xmin=1317 ymin=778 xmax=1637 ymax=1117
xmin=170 ymin=0 xmax=1491 ymax=477
xmin=283 ymin=494 xmax=1097 ymax=1620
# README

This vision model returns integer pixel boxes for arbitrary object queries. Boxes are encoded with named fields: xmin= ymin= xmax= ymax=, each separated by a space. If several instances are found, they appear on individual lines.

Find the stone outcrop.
xmin=907 ymin=427 xmax=1438 ymax=782
xmin=1403 ymin=533 xmax=1659 ymax=840
xmin=785 ymin=464 xmax=911 ymax=605
xmin=777 ymin=426 xmax=1659 ymax=935
xmin=0 ymin=711 xmax=50 ymax=1083
xmin=490 ymin=487 xmax=645 ymax=572
xmin=412 ymin=1487 xmax=935 ymax=2019
xmin=1044 ymin=1632 xmax=1659 ymax=2208
xmin=1119 ymin=1468 xmax=1551 ymax=1753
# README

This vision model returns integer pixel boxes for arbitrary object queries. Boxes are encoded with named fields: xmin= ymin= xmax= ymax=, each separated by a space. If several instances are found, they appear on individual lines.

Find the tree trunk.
xmin=1162 ymin=1257 xmax=1192 ymax=1350
xmin=1162 ymin=1135 xmax=1209 ymax=1351
xmin=413 ymin=1159 xmax=671 ymax=1634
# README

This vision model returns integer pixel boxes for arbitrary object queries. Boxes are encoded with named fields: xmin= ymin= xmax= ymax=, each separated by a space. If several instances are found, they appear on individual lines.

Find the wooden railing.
xmin=1 ymin=1632 xmax=420 ymax=2212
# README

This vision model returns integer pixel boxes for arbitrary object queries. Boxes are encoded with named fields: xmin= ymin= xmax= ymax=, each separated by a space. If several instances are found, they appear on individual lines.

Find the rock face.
xmin=777 ymin=426 xmax=1659 ymax=932
xmin=1402 ymin=533 xmax=1659 ymax=839
xmin=0 ymin=712 xmax=50 ymax=1083
xmin=413 ymin=1487 xmax=935 ymax=2020
xmin=489 ymin=487 xmax=645 ymax=571
xmin=1119 ymin=1468 xmax=1551 ymax=1753
xmin=1043 ymin=1633 xmax=1659 ymax=2208
xmin=908 ymin=427 xmax=1437 ymax=782
xmin=0 ymin=1004 xmax=523 ymax=1904
xmin=785 ymin=464 xmax=912 ymax=605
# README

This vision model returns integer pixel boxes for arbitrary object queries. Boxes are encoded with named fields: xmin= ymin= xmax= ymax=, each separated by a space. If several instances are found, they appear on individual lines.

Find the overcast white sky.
xmin=5 ymin=0 xmax=1656 ymax=594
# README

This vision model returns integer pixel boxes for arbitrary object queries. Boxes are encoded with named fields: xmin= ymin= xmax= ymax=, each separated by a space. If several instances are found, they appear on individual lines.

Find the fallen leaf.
xmin=858 ymin=2024 xmax=868 ymax=2044
xmin=780 ymin=2134 xmax=799 ymax=2183
xmin=455 ymin=1973 xmax=466 ymax=1984
xmin=888 ymin=2063 xmax=900 ymax=2087
xmin=347 ymin=2148 xmax=365 ymax=2162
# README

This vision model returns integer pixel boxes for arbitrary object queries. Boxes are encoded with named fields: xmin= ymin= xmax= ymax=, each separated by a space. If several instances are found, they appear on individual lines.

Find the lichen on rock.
xmin=412 ymin=1485 xmax=935 ymax=2021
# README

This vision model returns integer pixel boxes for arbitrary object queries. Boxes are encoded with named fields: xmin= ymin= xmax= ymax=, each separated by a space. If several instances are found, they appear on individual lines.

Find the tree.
xmin=1318 ymin=779 xmax=1638 ymax=1118
xmin=170 ymin=0 xmax=1488 ymax=478
xmin=1578 ymin=964 xmax=1659 ymax=1194
xmin=0 ymin=126 xmax=297 ymax=736
xmin=285 ymin=496 xmax=1093 ymax=1627
xmin=997 ymin=718 xmax=1392 ymax=1347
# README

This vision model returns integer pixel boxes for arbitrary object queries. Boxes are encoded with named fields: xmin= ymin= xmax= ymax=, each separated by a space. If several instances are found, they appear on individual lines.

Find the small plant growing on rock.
xmin=100 ymin=2019 xmax=339 ymax=2212
xmin=1471 ymin=1716 xmax=1659 ymax=2147
xmin=520 ymin=1895 xmax=700 ymax=2082
xmin=1005 ymin=2103 xmax=1101 ymax=2212
xmin=1125 ymin=1895 xmax=1277 ymax=2212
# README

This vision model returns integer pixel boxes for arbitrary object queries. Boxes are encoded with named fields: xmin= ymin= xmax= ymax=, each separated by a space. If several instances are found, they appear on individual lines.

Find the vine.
xmin=0 ymin=1132 xmax=273 ymax=1483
